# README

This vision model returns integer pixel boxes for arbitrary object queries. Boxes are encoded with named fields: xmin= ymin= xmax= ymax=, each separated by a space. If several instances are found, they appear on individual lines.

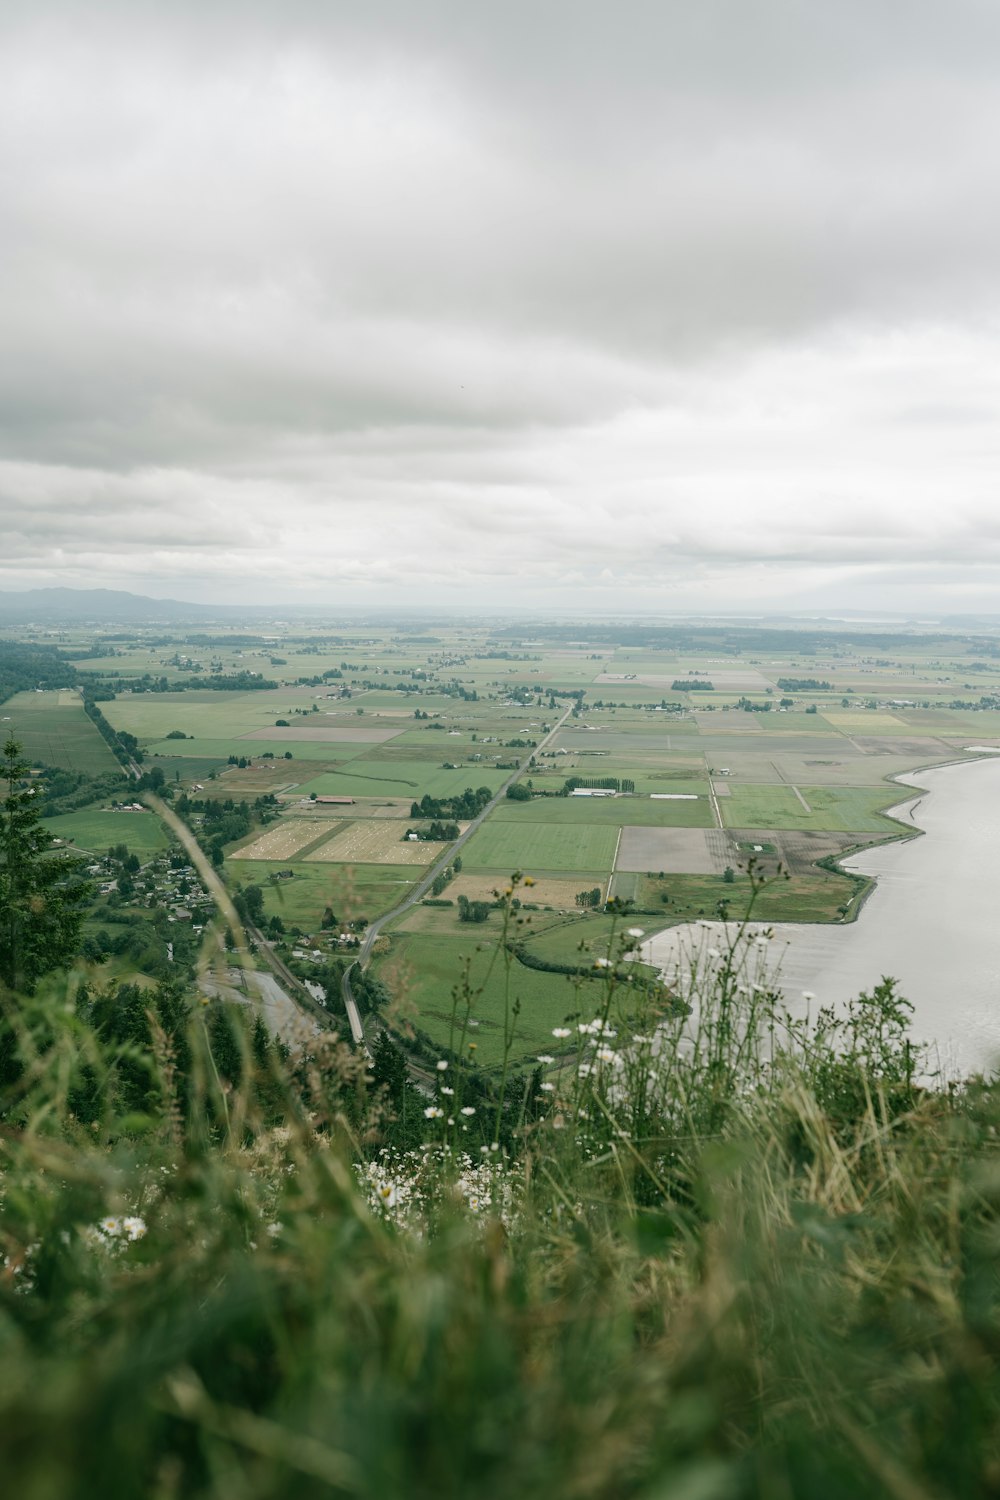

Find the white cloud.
xmin=3 ymin=3 xmax=1000 ymax=612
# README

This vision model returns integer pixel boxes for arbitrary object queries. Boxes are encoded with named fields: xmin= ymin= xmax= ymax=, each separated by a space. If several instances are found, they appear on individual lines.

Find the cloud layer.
xmin=4 ymin=2 xmax=1000 ymax=612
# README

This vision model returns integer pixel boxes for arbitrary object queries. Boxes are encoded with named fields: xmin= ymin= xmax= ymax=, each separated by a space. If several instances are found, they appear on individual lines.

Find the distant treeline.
xmin=0 ymin=641 xmax=77 ymax=704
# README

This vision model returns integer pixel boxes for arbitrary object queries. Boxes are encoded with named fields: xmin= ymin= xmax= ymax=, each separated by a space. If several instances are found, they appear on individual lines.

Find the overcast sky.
xmin=3 ymin=1 xmax=1000 ymax=615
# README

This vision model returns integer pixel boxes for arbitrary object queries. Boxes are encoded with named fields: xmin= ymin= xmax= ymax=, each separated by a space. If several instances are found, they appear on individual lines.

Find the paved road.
xmin=341 ymin=703 xmax=576 ymax=1042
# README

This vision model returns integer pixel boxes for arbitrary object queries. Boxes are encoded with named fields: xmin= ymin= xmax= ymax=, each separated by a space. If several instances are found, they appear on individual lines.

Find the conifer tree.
xmin=0 ymin=736 xmax=90 ymax=992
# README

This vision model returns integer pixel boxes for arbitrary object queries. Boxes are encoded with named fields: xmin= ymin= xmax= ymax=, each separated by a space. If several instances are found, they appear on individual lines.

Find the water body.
xmin=640 ymin=755 xmax=1000 ymax=1077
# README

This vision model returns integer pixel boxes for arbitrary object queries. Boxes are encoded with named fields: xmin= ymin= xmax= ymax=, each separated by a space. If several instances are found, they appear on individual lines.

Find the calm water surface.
xmin=640 ymin=755 xmax=1000 ymax=1077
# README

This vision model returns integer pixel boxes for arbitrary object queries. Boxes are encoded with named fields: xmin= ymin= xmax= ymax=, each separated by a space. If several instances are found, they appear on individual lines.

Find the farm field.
xmin=304 ymin=820 xmax=449 ymax=866
xmin=229 ymin=819 xmax=339 ymax=861
xmin=43 ymin=807 xmax=170 ymax=854
xmin=494 ymin=792 xmax=712 ymax=826
xmin=461 ymin=819 xmax=619 ymax=873
xmin=718 ymin=784 xmax=907 ymax=833
xmin=16 ymin=617 xmax=1000 ymax=980
xmin=421 ymin=872 xmax=602 ymax=915
xmin=4 ymin=690 xmax=120 ymax=774
xmin=296 ymin=763 xmax=509 ymax=800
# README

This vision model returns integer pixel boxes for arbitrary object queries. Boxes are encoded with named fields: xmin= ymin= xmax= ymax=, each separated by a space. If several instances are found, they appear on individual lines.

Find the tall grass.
xmin=0 ymin=898 xmax=998 ymax=1498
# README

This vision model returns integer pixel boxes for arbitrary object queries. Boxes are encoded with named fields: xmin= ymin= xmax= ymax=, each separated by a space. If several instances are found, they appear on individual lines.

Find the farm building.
xmin=570 ymin=788 xmax=617 ymax=797
xmin=315 ymin=796 xmax=355 ymax=805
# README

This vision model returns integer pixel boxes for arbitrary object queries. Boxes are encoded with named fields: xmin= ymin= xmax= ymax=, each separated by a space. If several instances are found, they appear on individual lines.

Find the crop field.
xmin=43 ymin=807 xmax=170 ymax=853
xmin=304 ymin=820 xmax=448 ymax=866
xmin=615 ymin=827 xmax=730 ymax=874
xmin=461 ymin=819 xmax=619 ymax=873
xmin=4 ymin=691 xmax=120 ymax=774
xmin=229 ymin=819 xmax=339 ymax=861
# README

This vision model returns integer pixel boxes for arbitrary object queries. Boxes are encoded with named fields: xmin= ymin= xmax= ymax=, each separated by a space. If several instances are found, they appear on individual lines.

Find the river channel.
xmin=639 ymin=753 xmax=1000 ymax=1078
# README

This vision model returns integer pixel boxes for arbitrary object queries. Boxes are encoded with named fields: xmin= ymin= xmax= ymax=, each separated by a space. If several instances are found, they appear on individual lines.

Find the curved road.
xmin=341 ymin=703 xmax=575 ymax=1043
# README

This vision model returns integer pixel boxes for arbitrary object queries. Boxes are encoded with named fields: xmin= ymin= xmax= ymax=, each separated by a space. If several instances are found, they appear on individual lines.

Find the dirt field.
xmin=231 ymin=819 xmax=340 ymax=861
xmin=615 ymin=827 xmax=732 ymax=874
xmin=728 ymin=827 xmax=885 ymax=876
xmin=305 ymin=820 xmax=448 ymax=865
xmin=448 ymin=873 xmax=602 ymax=910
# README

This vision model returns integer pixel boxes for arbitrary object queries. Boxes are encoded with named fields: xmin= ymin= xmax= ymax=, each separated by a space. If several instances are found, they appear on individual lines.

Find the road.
xmin=341 ymin=703 xmax=576 ymax=1042
xmin=141 ymin=790 xmax=327 ymax=1035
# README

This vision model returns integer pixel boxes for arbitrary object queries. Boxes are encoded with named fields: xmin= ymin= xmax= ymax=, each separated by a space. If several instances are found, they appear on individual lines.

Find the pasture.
xmin=719 ymin=784 xmax=906 ymax=833
xmin=461 ymin=819 xmax=619 ymax=873
xmin=42 ymin=806 xmax=170 ymax=854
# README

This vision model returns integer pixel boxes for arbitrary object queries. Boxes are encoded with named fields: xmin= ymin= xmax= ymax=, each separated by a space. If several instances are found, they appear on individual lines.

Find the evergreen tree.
xmin=0 ymin=736 xmax=90 ymax=992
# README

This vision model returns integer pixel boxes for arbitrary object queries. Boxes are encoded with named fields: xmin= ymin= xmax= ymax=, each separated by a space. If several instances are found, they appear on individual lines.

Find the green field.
xmin=609 ymin=869 xmax=858 ymax=924
xmin=462 ymin=819 xmax=619 ymax=872
xmin=492 ymin=792 xmax=712 ymax=826
xmin=3 ymin=691 xmax=121 ymax=774
xmin=296 ymin=763 xmax=509 ymax=800
xmin=373 ymin=930 xmax=633 ymax=1068
xmin=238 ymin=861 xmax=424 ymax=931
xmin=42 ymin=807 xmax=170 ymax=854
xmin=719 ymin=783 xmax=905 ymax=832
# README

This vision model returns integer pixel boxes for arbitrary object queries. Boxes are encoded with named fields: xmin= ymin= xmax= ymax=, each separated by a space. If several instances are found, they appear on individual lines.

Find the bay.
xmin=639 ymin=754 xmax=1000 ymax=1078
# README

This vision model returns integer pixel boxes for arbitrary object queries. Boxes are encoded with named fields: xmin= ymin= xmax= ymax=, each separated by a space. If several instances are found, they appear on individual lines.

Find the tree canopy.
xmin=0 ymin=736 xmax=90 ymax=992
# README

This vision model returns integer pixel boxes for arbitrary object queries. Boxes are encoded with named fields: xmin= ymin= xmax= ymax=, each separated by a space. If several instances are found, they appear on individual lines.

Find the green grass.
xmin=462 ymin=819 xmax=620 ymax=872
xmin=236 ymin=860 xmax=423 ymax=929
xmin=373 ymin=930 xmax=617 ymax=1067
xmin=42 ymin=806 xmax=171 ymax=854
xmin=720 ymin=783 xmax=906 ymax=832
xmin=617 ymin=869 xmax=860 ymax=923
xmin=297 ymin=763 xmax=509 ymax=799
xmin=492 ymin=792 xmax=712 ymax=826
xmin=3 ymin=690 xmax=120 ymax=774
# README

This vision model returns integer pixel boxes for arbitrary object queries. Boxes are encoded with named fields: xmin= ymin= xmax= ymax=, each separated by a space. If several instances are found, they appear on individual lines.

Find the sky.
xmin=3 ymin=0 xmax=1000 ymax=617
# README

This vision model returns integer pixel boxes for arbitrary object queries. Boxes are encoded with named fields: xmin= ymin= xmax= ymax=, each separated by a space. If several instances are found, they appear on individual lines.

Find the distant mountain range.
xmin=0 ymin=588 xmax=259 ymax=624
